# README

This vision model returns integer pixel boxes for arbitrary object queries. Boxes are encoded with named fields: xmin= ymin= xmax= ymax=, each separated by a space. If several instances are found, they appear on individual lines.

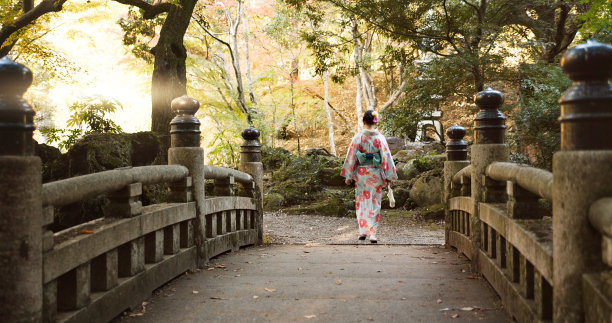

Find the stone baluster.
xmin=239 ymin=127 xmax=264 ymax=244
xmin=553 ymin=40 xmax=612 ymax=322
xmin=470 ymin=88 xmax=510 ymax=271
xmin=443 ymin=124 xmax=470 ymax=245
xmin=167 ymin=95 xmax=208 ymax=265
xmin=0 ymin=57 xmax=43 ymax=321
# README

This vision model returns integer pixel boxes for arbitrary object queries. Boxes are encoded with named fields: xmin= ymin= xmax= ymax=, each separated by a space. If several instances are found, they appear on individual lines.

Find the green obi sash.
xmin=356 ymin=151 xmax=382 ymax=166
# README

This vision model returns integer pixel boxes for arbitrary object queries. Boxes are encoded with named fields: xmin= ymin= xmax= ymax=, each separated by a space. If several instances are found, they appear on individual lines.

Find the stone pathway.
xmin=116 ymin=245 xmax=509 ymax=322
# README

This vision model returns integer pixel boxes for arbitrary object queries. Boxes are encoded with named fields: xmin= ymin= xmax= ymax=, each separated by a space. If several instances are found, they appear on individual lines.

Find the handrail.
xmin=452 ymin=165 xmax=472 ymax=184
xmin=204 ymin=165 xmax=253 ymax=184
xmin=486 ymin=162 xmax=553 ymax=200
xmin=42 ymin=165 xmax=189 ymax=207
xmin=589 ymin=198 xmax=612 ymax=237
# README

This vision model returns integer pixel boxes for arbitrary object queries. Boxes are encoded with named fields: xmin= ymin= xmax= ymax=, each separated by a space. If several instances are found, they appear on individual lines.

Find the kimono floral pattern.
xmin=341 ymin=129 xmax=398 ymax=236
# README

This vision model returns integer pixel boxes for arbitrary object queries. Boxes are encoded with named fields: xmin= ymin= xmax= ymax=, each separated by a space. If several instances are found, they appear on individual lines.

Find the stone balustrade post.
xmin=239 ymin=127 xmax=264 ymax=244
xmin=553 ymin=40 xmax=612 ymax=322
xmin=470 ymin=88 xmax=510 ymax=271
xmin=443 ymin=124 xmax=470 ymax=245
xmin=0 ymin=57 xmax=43 ymax=321
xmin=166 ymin=95 xmax=207 ymax=266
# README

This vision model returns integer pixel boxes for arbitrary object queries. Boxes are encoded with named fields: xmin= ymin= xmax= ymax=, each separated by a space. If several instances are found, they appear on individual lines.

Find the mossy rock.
xmin=128 ymin=132 xmax=161 ymax=166
xmin=393 ymin=150 xmax=419 ymax=164
xmin=420 ymin=203 xmax=445 ymax=221
xmin=261 ymin=146 xmax=292 ymax=171
xmin=318 ymin=167 xmax=346 ymax=187
xmin=67 ymin=133 xmax=132 ymax=176
xmin=382 ymin=187 xmax=411 ymax=209
xmin=36 ymin=143 xmax=68 ymax=182
xmin=396 ymin=161 xmax=419 ymax=180
xmin=284 ymin=197 xmax=349 ymax=217
xmin=264 ymin=193 xmax=285 ymax=210
xmin=409 ymin=168 xmax=443 ymax=207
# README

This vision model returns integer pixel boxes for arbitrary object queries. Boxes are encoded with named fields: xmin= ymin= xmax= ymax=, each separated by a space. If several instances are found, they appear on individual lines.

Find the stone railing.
xmin=0 ymin=58 xmax=264 ymax=322
xmin=443 ymin=40 xmax=612 ymax=322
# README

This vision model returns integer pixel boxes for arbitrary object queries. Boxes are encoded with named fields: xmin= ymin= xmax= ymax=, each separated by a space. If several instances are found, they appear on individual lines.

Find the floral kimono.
xmin=340 ymin=129 xmax=398 ymax=237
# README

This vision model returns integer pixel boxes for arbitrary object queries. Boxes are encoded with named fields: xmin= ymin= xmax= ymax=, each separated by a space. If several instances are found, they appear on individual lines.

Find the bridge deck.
xmin=116 ymin=244 xmax=510 ymax=322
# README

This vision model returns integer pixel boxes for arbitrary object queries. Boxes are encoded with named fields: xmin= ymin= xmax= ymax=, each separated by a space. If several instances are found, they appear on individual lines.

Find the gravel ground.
xmin=264 ymin=211 xmax=444 ymax=245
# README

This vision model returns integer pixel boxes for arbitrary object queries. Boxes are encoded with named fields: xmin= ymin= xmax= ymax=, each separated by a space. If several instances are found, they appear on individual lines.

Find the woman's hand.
xmin=345 ymin=179 xmax=352 ymax=186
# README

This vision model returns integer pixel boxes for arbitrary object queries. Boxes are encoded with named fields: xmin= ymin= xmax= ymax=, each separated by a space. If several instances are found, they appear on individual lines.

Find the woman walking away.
xmin=340 ymin=110 xmax=398 ymax=243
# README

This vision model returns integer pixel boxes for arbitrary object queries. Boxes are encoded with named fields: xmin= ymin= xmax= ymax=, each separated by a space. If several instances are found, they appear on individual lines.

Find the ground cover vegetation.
xmin=1 ymin=0 xmax=610 ymax=217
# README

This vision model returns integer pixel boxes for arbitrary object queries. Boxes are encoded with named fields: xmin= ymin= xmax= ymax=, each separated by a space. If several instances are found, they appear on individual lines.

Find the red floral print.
xmin=363 ymin=190 xmax=371 ymax=199
xmin=373 ymin=139 xmax=381 ymax=148
xmin=340 ymin=168 xmax=346 ymax=176
xmin=359 ymin=219 xmax=367 ymax=228
xmin=358 ymin=167 xmax=367 ymax=175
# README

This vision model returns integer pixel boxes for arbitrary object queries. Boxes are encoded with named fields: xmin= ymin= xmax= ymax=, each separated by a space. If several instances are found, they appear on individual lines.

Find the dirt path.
xmin=264 ymin=211 xmax=444 ymax=245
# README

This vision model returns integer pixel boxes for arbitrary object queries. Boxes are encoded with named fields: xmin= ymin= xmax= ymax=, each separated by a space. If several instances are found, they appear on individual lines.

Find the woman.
xmin=340 ymin=110 xmax=398 ymax=243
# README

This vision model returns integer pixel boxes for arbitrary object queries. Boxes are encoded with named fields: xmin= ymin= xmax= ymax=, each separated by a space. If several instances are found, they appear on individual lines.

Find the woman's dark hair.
xmin=363 ymin=110 xmax=377 ymax=125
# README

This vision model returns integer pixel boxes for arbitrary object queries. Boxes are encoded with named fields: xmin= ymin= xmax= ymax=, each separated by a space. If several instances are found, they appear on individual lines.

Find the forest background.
xmin=1 ymin=0 xmax=611 ymax=170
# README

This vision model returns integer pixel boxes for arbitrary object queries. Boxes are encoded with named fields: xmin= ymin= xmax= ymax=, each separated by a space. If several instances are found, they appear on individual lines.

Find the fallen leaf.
xmin=367 ymin=318 xmax=374 ymax=321
xmin=246 ymin=261 xmax=253 ymax=264
xmin=79 ymin=230 xmax=94 ymax=234
xmin=439 ymin=308 xmax=450 ymax=312
xmin=253 ymin=295 xmax=259 ymax=299
xmin=451 ymin=314 xmax=459 ymax=318
xmin=436 ymin=299 xmax=442 ymax=304
xmin=466 ymin=276 xmax=476 ymax=279
xmin=264 ymin=288 xmax=276 ymax=292
xmin=335 ymin=280 xmax=342 ymax=285
xmin=401 ymin=298 xmax=407 ymax=300
xmin=304 ymin=315 xmax=316 ymax=319
xmin=303 ymin=251 xmax=310 ymax=253
xmin=298 ymin=267 xmax=303 ymax=271
xmin=128 ymin=313 xmax=144 ymax=317
xmin=460 ymin=307 xmax=474 ymax=311
xmin=207 ymin=267 xmax=214 ymax=271
xmin=215 ymin=265 xmax=226 ymax=269
xmin=431 ymin=262 xmax=438 ymax=264
xmin=235 ymin=274 xmax=241 ymax=277
xmin=210 ymin=296 xmax=227 ymax=300
xmin=192 ymin=291 xmax=199 ymax=294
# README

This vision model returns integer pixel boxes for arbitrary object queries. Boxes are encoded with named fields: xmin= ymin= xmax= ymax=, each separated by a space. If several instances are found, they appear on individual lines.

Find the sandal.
xmin=358 ymin=235 xmax=367 ymax=240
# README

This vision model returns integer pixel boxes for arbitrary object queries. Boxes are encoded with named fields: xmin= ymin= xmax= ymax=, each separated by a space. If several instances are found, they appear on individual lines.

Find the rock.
xmin=264 ymin=193 xmax=285 ymax=210
xmin=36 ymin=143 xmax=68 ymax=182
xmin=284 ymin=192 xmax=350 ymax=217
xmin=386 ymin=137 xmax=405 ymax=152
xmin=66 ymin=133 xmax=132 ymax=176
xmin=128 ymin=132 xmax=160 ymax=166
xmin=421 ymin=203 xmax=445 ymax=221
xmin=412 ymin=154 xmax=446 ymax=172
xmin=392 ymin=150 xmax=420 ymax=164
xmin=410 ymin=169 xmax=443 ymax=207
xmin=382 ymin=187 xmax=411 ymax=209
xmin=261 ymin=146 xmax=292 ymax=171
xmin=422 ymin=142 xmax=445 ymax=154
xmin=318 ymin=167 xmax=346 ymax=186
xmin=305 ymin=148 xmax=333 ymax=156
xmin=396 ymin=162 xmax=419 ymax=180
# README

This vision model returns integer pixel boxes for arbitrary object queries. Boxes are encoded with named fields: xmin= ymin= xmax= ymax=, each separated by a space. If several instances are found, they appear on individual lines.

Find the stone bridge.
xmin=0 ymin=40 xmax=611 ymax=323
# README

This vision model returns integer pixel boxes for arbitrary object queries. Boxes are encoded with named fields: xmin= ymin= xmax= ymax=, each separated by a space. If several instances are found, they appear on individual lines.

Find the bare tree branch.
xmin=113 ymin=0 xmax=174 ymax=19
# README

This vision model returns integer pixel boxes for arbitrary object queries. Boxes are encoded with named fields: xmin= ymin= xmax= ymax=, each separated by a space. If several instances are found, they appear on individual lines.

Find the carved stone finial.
xmin=473 ymin=88 xmax=506 ymax=144
xmin=241 ymin=127 xmax=260 ymax=141
xmin=0 ymin=57 xmax=36 ymax=156
xmin=559 ymin=40 xmax=612 ymax=150
xmin=240 ymin=127 xmax=261 ymax=163
xmin=169 ymin=95 xmax=201 ymax=148
xmin=446 ymin=124 xmax=468 ymax=161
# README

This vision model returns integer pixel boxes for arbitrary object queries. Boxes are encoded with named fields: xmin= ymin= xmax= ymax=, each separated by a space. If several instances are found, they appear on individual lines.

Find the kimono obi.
xmin=356 ymin=151 xmax=381 ymax=166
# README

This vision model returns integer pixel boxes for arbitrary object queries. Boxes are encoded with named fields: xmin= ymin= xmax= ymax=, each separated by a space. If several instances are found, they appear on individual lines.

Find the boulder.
xmin=382 ymin=187 xmax=411 ymax=209
xmin=396 ymin=162 xmax=419 ymax=180
xmin=409 ymin=169 xmax=443 ymax=207
xmin=66 ymin=133 xmax=132 ymax=176
xmin=36 ymin=143 xmax=68 ymax=182
xmin=318 ymin=167 xmax=346 ymax=186
xmin=386 ymin=137 xmax=405 ymax=152
xmin=305 ymin=148 xmax=333 ymax=156
xmin=264 ymin=193 xmax=285 ymax=210
xmin=392 ymin=149 xmax=420 ymax=164
xmin=422 ymin=142 xmax=445 ymax=154
xmin=128 ymin=132 xmax=160 ymax=166
xmin=284 ymin=190 xmax=351 ymax=217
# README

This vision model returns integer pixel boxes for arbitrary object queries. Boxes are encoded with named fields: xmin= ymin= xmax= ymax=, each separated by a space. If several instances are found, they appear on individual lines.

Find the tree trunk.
xmin=151 ymin=0 xmax=197 ymax=163
xmin=242 ymin=8 xmax=256 ymax=104
xmin=290 ymin=72 xmax=301 ymax=155
xmin=323 ymin=70 xmax=336 ymax=156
